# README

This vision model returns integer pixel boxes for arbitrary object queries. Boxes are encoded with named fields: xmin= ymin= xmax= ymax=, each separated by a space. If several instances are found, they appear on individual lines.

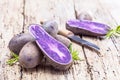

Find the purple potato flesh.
xmin=29 ymin=24 xmax=72 ymax=70
xmin=66 ymin=19 xmax=110 ymax=36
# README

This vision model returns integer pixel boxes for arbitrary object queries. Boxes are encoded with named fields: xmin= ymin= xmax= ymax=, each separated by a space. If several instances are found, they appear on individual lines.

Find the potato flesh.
xmin=66 ymin=20 xmax=110 ymax=36
xmin=29 ymin=24 xmax=73 ymax=70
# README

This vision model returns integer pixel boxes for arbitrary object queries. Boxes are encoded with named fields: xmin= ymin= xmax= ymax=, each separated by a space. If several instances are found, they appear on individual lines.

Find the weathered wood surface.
xmin=0 ymin=0 xmax=120 ymax=80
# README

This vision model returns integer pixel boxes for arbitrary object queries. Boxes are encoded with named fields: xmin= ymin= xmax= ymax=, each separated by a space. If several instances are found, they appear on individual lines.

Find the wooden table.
xmin=0 ymin=0 xmax=120 ymax=80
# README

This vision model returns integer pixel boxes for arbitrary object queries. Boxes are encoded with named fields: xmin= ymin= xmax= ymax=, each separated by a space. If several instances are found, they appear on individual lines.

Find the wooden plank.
xmin=0 ymin=0 xmax=120 ymax=80
xmin=0 ymin=0 xmax=24 ymax=80
xmin=74 ymin=0 xmax=120 ymax=80
xmin=98 ymin=0 xmax=120 ymax=57
xmin=22 ymin=0 xmax=90 ymax=80
xmin=98 ymin=0 xmax=120 ymax=24
xmin=97 ymin=0 xmax=120 ymax=80
xmin=74 ymin=0 xmax=107 ymax=79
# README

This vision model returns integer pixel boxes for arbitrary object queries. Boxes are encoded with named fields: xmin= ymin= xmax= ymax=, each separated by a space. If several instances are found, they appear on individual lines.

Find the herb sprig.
xmin=7 ymin=52 xmax=19 ymax=66
xmin=106 ymin=25 xmax=120 ymax=38
xmin=69 ymin=44 xmax=80 ymax=60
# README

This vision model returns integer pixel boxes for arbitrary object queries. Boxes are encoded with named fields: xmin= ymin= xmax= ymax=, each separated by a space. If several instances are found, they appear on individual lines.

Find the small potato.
xmin=54 ymin=35 xmax=71 ymax=47
xmin=42 ymin=20 xmax=58 ymax=36
xmin=77 ymin=11 xmax=92 ymax=21
xmin=8 ymin=33 xmax=34 ymax=54
xmin=19 ymin=41 xmax=43 ymax=68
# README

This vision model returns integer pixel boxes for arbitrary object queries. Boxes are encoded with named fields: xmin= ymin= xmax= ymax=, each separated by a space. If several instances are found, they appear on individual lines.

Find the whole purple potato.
xmin=77 ymin=11 xmax=93 ymax=21
xmin=8 ymin=33 xmax=35 ymax=55
xmin=19 ymin=41 xmax=43 ymax=68
xmin=54 ymin=35 xmax=71 ymax=47
xmin=42 ymin=20 xmax=58 ymax=36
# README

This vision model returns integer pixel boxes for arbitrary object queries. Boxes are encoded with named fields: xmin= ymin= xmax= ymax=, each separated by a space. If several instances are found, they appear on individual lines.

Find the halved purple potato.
xmin=29 ymin=24 xmax=73 ymax=70
xmin=66 ymin=19 xmax=110 ymax=36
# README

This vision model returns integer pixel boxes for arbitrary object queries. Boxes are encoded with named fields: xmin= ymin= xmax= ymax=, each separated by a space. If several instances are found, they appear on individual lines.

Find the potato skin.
xmin=8 ymin=33 xmax=34 ymax=54
xmin=54 ymin=35 xmax=71 ymax=47
xmin=42 ymin=20 xmax=58 ymax=36
xmin=77 ymin=11 xmax=92 ymax=21
xmin=45 ymin=56 xmax=73 ymax=70
xmin=19 ymin=41 xmax=43 ymax=68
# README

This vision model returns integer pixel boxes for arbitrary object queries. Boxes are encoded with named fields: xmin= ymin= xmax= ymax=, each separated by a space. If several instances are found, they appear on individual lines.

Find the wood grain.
xmin=0 ymin=0 xmax=120 ymax=80
xmin=74 ymin=0 xmax=120 ymax=80
xmin=0 ymin=0 xmax=24 ymax=80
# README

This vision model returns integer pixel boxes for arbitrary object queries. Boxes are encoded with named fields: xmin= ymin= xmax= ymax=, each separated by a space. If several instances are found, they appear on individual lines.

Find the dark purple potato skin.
xmin=42 ymin=20 xmax=58 ymax=36
xmin=77 ymin=11 xmax=92 ymax=21
xmin=19 ymin=41 xmax=43 ymax=68
xmin=54 ymin=35 xmax=71 ymax=48
xmin=29 ymin=24 xmax=73 ymax=70
xmin=8 ymin=33 xmax=35 ymax=54
xmin=66 ymin=20 xmax=110 ymax=36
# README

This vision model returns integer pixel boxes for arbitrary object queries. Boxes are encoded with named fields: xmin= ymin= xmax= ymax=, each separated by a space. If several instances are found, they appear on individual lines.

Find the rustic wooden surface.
xmin=0 ymin=0 xmax=120 ymax=80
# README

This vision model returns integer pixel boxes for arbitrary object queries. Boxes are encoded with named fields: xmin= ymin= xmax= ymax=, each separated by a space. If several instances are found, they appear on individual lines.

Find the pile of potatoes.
xmin=8 ymin=33 xmax=43 ymax=68
xmin=8 ymin=21 xmax=71 ymax=69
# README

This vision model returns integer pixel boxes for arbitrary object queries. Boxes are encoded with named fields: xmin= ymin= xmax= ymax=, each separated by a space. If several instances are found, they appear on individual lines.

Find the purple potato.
xmin=29 ymin=24 xmax=73 ymax=70
xmin=19 ymin=41 xmax=43 ymax=68
xmin=8 ymin=33 xmax=35 ymax=55
xmin=42 ymin=20 xmax=58 ymax=36
xmin=77 ymin=11 xmax=92 ymax=21
xmin=54 ymin=35 xmax=71 ymax=47
xmin=66 ymin=19 xmax=110 ymax=36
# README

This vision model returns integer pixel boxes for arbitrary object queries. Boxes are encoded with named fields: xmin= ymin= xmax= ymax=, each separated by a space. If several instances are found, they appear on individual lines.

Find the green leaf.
xmin=106 ymin=29 xmax=114 ymax=38
xmin=11 ymin=52 xmax=19 ymax=58
xmin=116 ymin=26 xmax=120 ymax=34
xmin=6 ymin=52 xmax=19 ymax=66
xmin=69 ymin=44 xmax=80 ymax=60
xmin=68 ymin=43 xmax=72 ymax=52
xmin=106 ymin=25 xmax=120 ymax=38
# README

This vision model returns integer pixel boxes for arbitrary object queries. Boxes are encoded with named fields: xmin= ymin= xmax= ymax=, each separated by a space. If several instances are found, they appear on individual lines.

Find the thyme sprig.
xmin=7 ymin=52 xmax=19 ymax=66
xmin=69 ymin=44 xmax=80 ymax=60
xmin=106 ymin=25 xmax=120 ymax=38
